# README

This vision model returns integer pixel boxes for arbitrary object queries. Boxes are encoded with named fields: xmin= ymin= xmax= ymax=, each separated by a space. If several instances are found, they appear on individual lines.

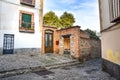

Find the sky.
xmin=43 ymin=0 xmax=100 ymax=32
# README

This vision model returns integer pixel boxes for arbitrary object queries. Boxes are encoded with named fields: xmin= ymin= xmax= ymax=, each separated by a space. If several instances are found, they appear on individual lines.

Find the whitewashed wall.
xmin=99 ymin=0 xmax=120 ymax=65
xmin=0 ymin=0 xmax=42 ymax=50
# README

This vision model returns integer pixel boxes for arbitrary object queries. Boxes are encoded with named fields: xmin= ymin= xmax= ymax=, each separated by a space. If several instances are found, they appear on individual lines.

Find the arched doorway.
xmin=45 ymin=30 xmax=53 ymax=53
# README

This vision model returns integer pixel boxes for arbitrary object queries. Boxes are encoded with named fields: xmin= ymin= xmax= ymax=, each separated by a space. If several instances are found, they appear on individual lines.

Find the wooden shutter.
xmin=22 ymin=13 xmax=32 ymax=28
xmin=20 ymin=0 xmax=35 ymax=7
xmin=109 ymin=0 xmax=120 ymax=22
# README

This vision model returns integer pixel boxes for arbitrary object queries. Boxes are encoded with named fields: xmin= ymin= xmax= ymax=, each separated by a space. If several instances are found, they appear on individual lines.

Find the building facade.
xmin=0 ymin=0 xmax=43 ymax=55
xmin=42 ymin=26 xmax=101 ymax=59
xmin=98 ymin=0 xmax=120 ymax=79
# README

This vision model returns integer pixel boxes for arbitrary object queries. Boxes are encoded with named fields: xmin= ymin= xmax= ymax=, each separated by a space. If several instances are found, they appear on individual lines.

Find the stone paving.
xmin=0 ymin=58 xmax=117 ymax=80
xmin=0 ymin=53 xmax=77 ymax=72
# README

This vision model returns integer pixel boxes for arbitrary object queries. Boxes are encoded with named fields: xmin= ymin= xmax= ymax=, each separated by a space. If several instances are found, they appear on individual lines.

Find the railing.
xmin=19 ymin=22 xmax=34 ymax=33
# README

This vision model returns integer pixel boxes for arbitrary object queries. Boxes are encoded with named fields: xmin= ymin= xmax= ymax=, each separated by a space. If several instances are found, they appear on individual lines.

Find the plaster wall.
xmin=0 ymin=0 xmax=42 ymax=54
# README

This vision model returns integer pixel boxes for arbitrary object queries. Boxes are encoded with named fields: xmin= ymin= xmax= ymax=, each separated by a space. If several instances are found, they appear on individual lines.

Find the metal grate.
xmin=3 ymin=34 xmax=14 ymax=54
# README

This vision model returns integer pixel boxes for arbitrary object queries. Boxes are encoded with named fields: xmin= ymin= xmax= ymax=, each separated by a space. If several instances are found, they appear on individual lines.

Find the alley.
xmin=0 ymin=58 xmax=116 ymax=80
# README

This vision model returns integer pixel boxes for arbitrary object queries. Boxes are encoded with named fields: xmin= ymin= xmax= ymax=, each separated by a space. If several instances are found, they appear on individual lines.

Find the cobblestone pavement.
xmin=0 ymin=53 xmax=76 ymax=72
xmin=0 ymin=59 xmax=117 ymax=80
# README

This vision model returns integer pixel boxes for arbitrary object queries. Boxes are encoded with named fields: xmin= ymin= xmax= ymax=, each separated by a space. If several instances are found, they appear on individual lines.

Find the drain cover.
xmin=33 ymin=70 xmax=54 ymax=76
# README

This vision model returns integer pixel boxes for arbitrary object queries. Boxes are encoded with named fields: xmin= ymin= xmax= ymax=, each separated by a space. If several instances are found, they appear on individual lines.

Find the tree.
xmin=43 ymin=11 xmax=75 ymax=28
xmin=60 ymin=12 xmax=75 ymax=28
xmin=85 ymin=29 xmax=99 ymax=40
xmin=43 ymin=11 xmax=60 ymax=27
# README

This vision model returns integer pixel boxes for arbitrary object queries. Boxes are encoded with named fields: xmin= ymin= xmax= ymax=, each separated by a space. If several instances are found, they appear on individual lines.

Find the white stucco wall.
xmin=101 ymin=26 xmax=120 ymax=65
xmin=99 ymin=0 xmax=120 ymax=65
xmin=0 ymin=0 xmax=42 ymax=49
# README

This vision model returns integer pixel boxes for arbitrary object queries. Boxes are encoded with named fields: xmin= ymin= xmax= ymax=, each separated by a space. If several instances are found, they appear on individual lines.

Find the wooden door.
xmin=45 ymin=33 xmax=53 ymax=53
xmin=64 ymin=37 xmax=70 ymax=50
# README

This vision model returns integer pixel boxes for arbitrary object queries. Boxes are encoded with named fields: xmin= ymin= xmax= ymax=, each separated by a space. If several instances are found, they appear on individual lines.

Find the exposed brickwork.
xmin=57 ymin=26 xmax=80 ymax=58
xmin=42 ymin=26 xmax=58 ymax=54
xmin=80 ymin=30 xmax=90 ymax=39
xmin=42 ymin=26 xmax=80 ymax=58
xmin=42 ymin=26 xmax=101 ymax=60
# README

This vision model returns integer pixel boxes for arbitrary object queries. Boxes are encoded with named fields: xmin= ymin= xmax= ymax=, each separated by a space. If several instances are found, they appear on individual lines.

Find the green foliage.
xmin=43 ymin=11 xmax=75 ymax=28
xmin=60 ymin=12 xmax=75 ymax=28
xmin=43 ymin=11 xmax=60 ymax=27
xmin=85 ymin=29 xmax=99 ymax=40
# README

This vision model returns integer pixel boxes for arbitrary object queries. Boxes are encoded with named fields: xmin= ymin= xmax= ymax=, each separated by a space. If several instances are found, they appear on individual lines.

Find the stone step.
xmin=45 ymin=61 xmax=81 ymax=70
xmin=0 ymin=60 xmax=80 ymax=78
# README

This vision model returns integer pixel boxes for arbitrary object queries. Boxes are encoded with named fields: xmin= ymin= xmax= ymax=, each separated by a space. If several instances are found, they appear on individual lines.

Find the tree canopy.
xmin=43 ymin=11 xmax=60 ymax=27
xmin=43 ymin=11 xmax=75 ymax=28
xmin=85 ymin=29 xmax=99 ymax=40
xmin=60 ymin=12 xmax=75 ymax=28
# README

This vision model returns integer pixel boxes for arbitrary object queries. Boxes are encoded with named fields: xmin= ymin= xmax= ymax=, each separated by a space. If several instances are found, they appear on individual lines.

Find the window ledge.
xmin=111 ymin=16 xmax=120 ymax=23
xmin=19 ymin=28 xmax=34 ymax=33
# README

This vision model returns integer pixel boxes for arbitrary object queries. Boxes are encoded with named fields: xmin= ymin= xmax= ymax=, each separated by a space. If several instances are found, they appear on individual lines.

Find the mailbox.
xmin=56 ymin=41 xmax=59 ymax=45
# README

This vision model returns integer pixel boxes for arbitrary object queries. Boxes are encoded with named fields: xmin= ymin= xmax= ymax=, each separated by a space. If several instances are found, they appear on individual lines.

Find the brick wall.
xmin=42 ymin=26 xmax=58 ymax=54
xmin=42 ymin=26 xmax=81 ymax=58
xmin=57 ymin=26 xmax=80 ymax=58
xmin=42 ymin=26 xmax=101 ymax=60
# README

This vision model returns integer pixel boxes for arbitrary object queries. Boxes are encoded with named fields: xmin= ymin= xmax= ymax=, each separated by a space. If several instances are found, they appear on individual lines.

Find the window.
xmin=20 ymin=0 xmax=35 ymax=7
xmin=19 ymin=11 xmax=34 ymax=33
xmin=109 ymin=0 xmax=120 ymax=22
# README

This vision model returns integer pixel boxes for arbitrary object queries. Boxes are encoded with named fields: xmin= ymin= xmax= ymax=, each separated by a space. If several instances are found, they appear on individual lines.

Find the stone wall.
xmin=89 ymin=39 xmax=101 ymax=58
xmin=80 ymin=38 xmax=101 ymax=61
xmin=80 ymin=38 xmax=90 ymax=60
xmin=0 ymin=48 xmax=41 ymax=55
xmin=102 ymin=59 xmax=120 ymax=80
xmin=14 ymin=48 xmax=41 ymax=55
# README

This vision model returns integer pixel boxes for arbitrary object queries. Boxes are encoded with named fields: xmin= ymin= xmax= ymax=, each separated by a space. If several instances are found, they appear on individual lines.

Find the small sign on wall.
xmin=56 ymin=41 xmax=59 ymax=45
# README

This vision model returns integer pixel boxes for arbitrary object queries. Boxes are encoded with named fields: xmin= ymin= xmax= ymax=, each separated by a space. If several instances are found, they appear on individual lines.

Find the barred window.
xmin=20 ymin=0 xmax=35 ymax=7
xmin=109 ymin=0 xmax=120 ymax=22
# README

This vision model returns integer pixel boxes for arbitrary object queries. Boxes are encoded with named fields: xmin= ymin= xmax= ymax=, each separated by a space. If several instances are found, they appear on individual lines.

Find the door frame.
xmin=44 ymin=30 xmax=54 ymax=53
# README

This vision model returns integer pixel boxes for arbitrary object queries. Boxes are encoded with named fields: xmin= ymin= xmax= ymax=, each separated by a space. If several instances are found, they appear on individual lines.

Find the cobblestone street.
xmin=0 ymin=58 xmax=117 ymax=80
